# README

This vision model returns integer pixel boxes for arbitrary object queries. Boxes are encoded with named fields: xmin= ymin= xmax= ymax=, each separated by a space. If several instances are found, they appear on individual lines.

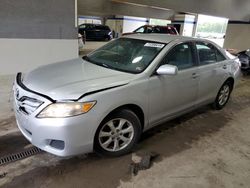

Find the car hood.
xmin=23 ymin=58 xmax=134 ymax=100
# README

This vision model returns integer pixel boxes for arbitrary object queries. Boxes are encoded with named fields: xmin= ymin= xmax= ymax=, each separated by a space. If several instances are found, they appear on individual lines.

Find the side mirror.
xmin=156 ymin=65 xmax=178 ymax=75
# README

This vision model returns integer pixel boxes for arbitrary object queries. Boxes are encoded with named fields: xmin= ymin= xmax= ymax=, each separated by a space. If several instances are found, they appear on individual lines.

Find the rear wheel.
xmin=213 ymin=81 xmax=233 ymax=110
xmin=94 ymin=109 xmax=142 ymax=157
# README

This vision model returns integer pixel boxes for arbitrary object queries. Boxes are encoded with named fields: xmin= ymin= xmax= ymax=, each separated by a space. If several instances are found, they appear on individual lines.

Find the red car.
xmin=123 ymin=25 xmax=179 ymax=36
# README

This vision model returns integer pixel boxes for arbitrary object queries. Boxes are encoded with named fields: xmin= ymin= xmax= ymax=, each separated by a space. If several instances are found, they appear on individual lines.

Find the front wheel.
xmin=213 ymin=81 xmax=233 ymax=110
xmin=104 ymin=35 xmax=112 ymax=41
xmin=94 ymin=109 xmax=142 ymax=157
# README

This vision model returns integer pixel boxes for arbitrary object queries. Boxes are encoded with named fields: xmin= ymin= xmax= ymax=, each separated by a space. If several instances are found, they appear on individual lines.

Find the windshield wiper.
xmin=82 ymin=56 xmax=135 ymax=74
xmin=101 ymin=63 xmax=110 ymax=68
xmin=83 ymin=56 xmax=111 ymax=69
xmin=82 ymin=56 xmax=99 ymax=65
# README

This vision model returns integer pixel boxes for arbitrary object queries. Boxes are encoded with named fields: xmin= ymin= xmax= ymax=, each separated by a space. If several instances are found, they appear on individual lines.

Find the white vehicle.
xmin=78 ymin=33 xmax=84 ymax=49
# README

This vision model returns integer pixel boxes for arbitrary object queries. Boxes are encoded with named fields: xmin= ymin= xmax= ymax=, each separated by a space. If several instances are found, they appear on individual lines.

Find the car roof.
xmin=80 ymin=23 xmax=106 ymax=26
xmin=122 ymin=33 xmax=196 ymax=44
xmin=143 ymin=25 xmax=175 ymax=28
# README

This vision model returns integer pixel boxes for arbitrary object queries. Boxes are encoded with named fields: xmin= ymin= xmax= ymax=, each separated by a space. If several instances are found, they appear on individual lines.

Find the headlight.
xmin=37 ymin=101 xmax=96 ymax=118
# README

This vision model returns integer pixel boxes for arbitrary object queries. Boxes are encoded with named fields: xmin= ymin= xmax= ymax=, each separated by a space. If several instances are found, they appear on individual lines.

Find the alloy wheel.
xmin=218 ymin=84 xmax=230 ymax=106
xmin=98 ymin=118 xmax=134 ymax=152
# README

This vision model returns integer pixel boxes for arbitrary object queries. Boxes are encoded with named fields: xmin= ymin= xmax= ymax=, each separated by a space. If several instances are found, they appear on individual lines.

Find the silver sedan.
xmin=13 ymin=34 xmax=241 ymax=157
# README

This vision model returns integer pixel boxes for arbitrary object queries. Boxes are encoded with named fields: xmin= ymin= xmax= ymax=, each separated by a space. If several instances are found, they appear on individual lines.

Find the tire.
xmin=213 ymin=81 xmax=233 ymax=110
xmin=104 ymin=36 xmax=111 ymax=41
xmin=242 ymin=70 xmax=250 ymax=76
xmin=94 ymin=109 xmax=142 ymax=157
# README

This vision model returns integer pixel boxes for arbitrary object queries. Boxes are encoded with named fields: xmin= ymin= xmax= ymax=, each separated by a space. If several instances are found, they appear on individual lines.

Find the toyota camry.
xmin=13 ymin=34 xmax=241 ymax=157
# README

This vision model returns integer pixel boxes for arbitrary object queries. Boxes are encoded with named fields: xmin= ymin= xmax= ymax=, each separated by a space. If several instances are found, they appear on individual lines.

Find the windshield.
xmin=84 ymin=38 xmax=165 ymax=74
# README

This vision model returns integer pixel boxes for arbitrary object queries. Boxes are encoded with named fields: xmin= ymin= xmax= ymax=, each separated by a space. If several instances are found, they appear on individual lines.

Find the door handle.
xmin=222 ymin=65 xmax=227 ymax=69
xmin=192 ymin=73 xmax=199 ymax=79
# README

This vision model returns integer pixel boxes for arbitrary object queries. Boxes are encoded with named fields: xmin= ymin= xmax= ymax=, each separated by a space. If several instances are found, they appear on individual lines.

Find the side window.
xmin=196 ymin=43 xmax=226 ymax=65
xmin=160 ymin=27 xmax=175 ymax=34
xmin=215 ymin=49 xmax=226 ymax=62
xmin=153 ymin=26 xmax=161 ymax=33
xmin=196 ymin=43 xmax=217 ymax=65
xmin=79 ymin=24 xmax=86 ymax=29
xmin=162 ymin=43 xmax=195 ymax=70
xmin=146 ymin=26 xmax=153 ymax=33
xmin=160 ymin=27 xmax=169 ymax=34
xmin=85 ymin=25 xmax=93 ymax=30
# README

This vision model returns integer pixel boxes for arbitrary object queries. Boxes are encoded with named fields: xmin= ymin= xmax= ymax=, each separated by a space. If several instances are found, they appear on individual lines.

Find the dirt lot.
xmin=1 ymin=75 xmax=250 ymax=188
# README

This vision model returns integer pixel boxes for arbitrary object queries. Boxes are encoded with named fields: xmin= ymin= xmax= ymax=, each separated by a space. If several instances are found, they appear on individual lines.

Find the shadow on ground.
xmin=0 ymin=133 xmax=29 ymax=157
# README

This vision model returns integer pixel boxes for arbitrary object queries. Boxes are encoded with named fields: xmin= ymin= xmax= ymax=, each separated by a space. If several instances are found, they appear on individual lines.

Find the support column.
xmin=224 ymin=21 xmax=250 ymax=50
xmin=0 ymin=0 xmax=78 ymax=75
xmin=171 ymin=14 xmax=197 ymax=37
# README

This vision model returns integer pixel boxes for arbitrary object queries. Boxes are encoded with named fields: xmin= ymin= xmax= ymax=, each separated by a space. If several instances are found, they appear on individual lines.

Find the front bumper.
xmin=13 ymin=73 xmax=98 ymax=157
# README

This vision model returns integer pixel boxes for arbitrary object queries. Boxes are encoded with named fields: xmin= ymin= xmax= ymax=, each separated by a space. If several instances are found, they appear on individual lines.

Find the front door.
xmin=148 ymin=42 xmax=199 ymax=126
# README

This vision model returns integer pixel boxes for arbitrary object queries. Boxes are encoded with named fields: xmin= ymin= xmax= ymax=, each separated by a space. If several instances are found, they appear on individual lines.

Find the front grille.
xmin=16 ymin=96 xmax=43 ymax=115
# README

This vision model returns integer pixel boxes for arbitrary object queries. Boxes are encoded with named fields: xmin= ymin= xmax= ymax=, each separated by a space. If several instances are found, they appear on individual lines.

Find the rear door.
xmin=195 ymin=42 xmax=229 ymax=105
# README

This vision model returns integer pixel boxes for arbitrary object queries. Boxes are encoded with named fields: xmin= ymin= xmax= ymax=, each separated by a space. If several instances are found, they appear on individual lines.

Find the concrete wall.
xmin=0 ymin=0 xmax=78 ymax=75
xmin=106 ymin=15 xmax=148 ymax=35
xmin=0 ymin=39 xmax=78 ymax=75
xmin=183 ymin=15 xmax=196 ymax=37
xmin=172 ymin=14 xmax=196 ymax=36
xmin=122 ymin=16 xmax=148 ymax=33
xmin=172 ymin=14 xmax=185 ymax=35
xmin=106 ymin=16 xmax=124 ymax=36
xmin=224 ymin=23 xmax=250 ymax=50
xmin=0 ymin=0 xmax=77 ymax=39
xmin=78 ymin=16 xmax=102 ymax=25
